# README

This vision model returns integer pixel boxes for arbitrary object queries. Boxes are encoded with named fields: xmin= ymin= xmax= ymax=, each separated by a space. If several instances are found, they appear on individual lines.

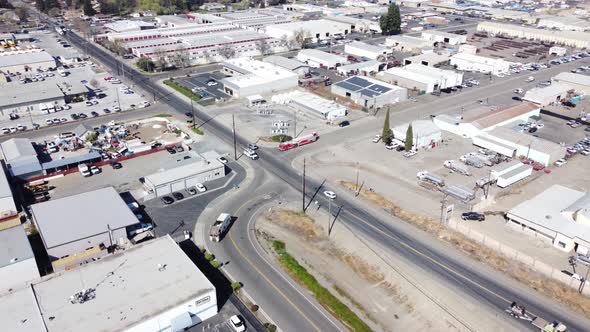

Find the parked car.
xmin=228 ymin=315 xmax=245 ymax=332
xmin=324 ymin=190 xmax=337 ymax=199
xmin=91 ymin=111 xmax=99 ymax=117
xmin=554 ymin=159 xmax=567 ymax=167
xmin=175 ymin=146 xmax=184 ymax=153
xmin=172 ymin=192 xmax=184 ymax=200
xmin=90 ymin=166 xmax=101 ymax=174
xmin=218 ymin=156 xmax=228 ymax=164
xmin=111 ymin=162 xmax=122 ymax=169
xmin=404 ymin=150 xmax=417 ymax=158
xmin=372 ymin=134 xmax=381 ymax=143
xmin=167 ymin=147 xmax=177 ymax=154
xmin=195 ymin=183 xmax=207 ymax=193
xmin=247 ymin=143 xmax=258 ymax=150
xmin=338 ymin=120 xmax=350 ymax=127
xmin=461 ymin=212 xmax=485 ymax=221
xmin=187 ymin=187 xmax=197 ymax=195
xmin=161 ymin=196 xmax=174 ymax=205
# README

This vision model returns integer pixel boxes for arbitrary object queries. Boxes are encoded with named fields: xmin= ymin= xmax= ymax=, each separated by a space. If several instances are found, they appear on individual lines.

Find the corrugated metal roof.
xmin=41 ymin=152 xmax=101 ymax=170
xmin=0 ymin=226 xmax=34 ymax=269
xmin=553 ymin=72 xmax=590 ymax=87
xmin=263 ymin=55 xmax=308 ymax=71
xmin=145 ymin=159 xmax=224 ymax=187
xmin=467 ymin=102 xmax=539 ymax=129
xmin=486 ymin=126 xmax=563 ymax=155
xmin=30 ymin=187 xmax=139 ymax=249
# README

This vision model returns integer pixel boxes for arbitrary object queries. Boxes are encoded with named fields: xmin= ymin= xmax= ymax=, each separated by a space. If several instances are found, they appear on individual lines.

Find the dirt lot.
xmin=256 ymin=206 xmax=472 ymax=332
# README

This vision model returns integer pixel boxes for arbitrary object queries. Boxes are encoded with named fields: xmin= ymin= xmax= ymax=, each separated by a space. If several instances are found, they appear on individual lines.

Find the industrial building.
xmin=344 ymin=41 xmax=390 ymax=60
xmin=433 ymin=102 xmax=541 ymax=138
xmin=263 ymin=55 xmax=310 ymax=77
xmin=507 ymin=185 xmax=590 ymax=254
xmin=0 ymin=50 xmax=56 ymax=74
xmin=265 ymin=19 xmax=352 ymax=42
xmin=30 ymin=187 xmax=140 ymax=262
xmin=332 ymin=76 xmax=407 ymax=109
xmin=0 ymin=226 xmax=40 ymax=292
xmin=325 ymin=15 xmax=381 ymax=34
xmin=472 ymin=126 xmax=565 ymax=166
xmin=272 ymin=90 xmax=347 ymax=120
xmin=421 ymin=30 xmax=467 ymax=46
xmin=537 ymin=16 xmax=590 ymax=32
xmin=221 ymin=57 xmax=298 ymax=97
xmin=103 ymin=20 xmax=155 ymax=33
xmin=297 ymin=49 xmax=347 ymax=69
xmin=188 ymin=9 xmax=300 ymax=31
xmin=0 ymin=165 xmax=17 ymax=226
xmin=143 ymin=152 xmax=225 ymax=197
xmin=378 ymin=63 xmax=463 ymax=93
xmin=385 ymin=35 xmax=432 ymax=53
xmin=392 ymin=120 xmax=442 ymax=148
xmin=403 ymin=52 xmax=450 ymax=67
xmin=336 ymin=60 xmax=382 ymax=76
xmin=523 ymin=82 xmax=575 ymax=106
xmin=0 ymin=138 xmax=42 ymax=179
xmin=552 ymin=72 xmax=590 ymax=95
xmin=0 ymin=235 xmax=218 ymax=332
xmin=477 ymin=21 xmax=590 ymax=49
xmin=450 ymin=52 xmax=510 ymax=76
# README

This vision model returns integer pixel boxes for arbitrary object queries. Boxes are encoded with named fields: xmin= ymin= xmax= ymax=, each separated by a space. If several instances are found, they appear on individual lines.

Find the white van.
xmin=78 ymin=164 xmax=91 ymax=177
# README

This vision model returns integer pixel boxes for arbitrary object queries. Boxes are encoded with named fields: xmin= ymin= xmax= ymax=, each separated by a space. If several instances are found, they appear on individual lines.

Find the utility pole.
xmin=294 ymin=110 xmax=297 ymax=138
xmin=302 ymin=157 xmax=306 ymax=212
xmin=191 ymin=98 xmax=195 ymax=127
xmin=328 ymin=198 xmax=332 ymax=236
xmin=355 ymin=165 xmax=359 ymax=193
xmin=115 ymin=88 xmax=121 ymax=111
xmin=440 ymin=194 xmax=448 ymax=225
xmin=232 ymin=114 xmax=237 ymax=160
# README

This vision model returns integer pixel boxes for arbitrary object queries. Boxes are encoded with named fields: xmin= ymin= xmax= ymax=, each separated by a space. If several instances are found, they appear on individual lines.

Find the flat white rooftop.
xmin=31 ymin=235 xmax=216 ymax=332
xmin=223 ymin=57 xmax=297 ymax=88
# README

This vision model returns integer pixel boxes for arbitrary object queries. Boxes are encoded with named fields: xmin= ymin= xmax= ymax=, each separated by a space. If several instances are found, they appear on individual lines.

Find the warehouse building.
xmin=523 ymin=82 xmax=575 ymax=106
xmin=332 ymin=76 xmax=407 ymax=109
xmin=385 ymin=35 xmax=432 ymax=53
xmin=99 ymin=23 xmax=238 ymax=43
xmin=507 ymin=185 xmax=590 ymax=254
xmin=472 ymin=126 xmax=565 ymax=166
xmin=378 ymin=63 xmax=463 ymax=93
xmin=336 ymin=60 xmax=382 ymax=76
xmin=421 ymin=30 xmax=467 ymax=46
xmin=0 ymin=138 xmax=42 ymax=179
xmin=0 ymin=235 xmax=218 ymax=332
xmin=403 ymin=52 xmax=450 ymax=67
xmin=297 ymin=49 xmax=347 ymax=69
xmin=0 ymin=165 xmax=17 ymax=225
xmin=30 ymin=187 xmax=139 ymax=262
xmin=477 ymin=21 xmax=590 ymax=49
xmin=392 ymin=120 xmax=442 ymax=148
xmin=221 ymin=57 xmax=298 ymax=97
xmin=0 ymin=226 xmax=40 ymax=292
xmin=263 ymin=55 xmax=310 ymax=77
xmin=325 ymin=15 xmax=381 ymax=34
xmin=0 ymin=50 xmax=56 ymax=74
xmin=131 ymin=29 xmax=287 ymax=66
xmin=272 ymin=90 xmax=347 ymax=120
xmin=433 ymin=102 xmax=541 ymax=138
xmin=265 ymin=19 xmax=351 ymax=42
xmin=103 ymin=20 xmax=155 ymax=33
xmin=143 ymin=152 xmax=225 ymax=197
xmin=552 ymin=72 xmax=590 ymax=94
xmin=344 ymin=41 xmax=390 ymax=60
xmin=537 ymin=16 xmax=590 ymax=32
xmin=188 ymin=9 xmax=300 ymax=31
xmin=450 ymin=52 xmax=510 ymax=76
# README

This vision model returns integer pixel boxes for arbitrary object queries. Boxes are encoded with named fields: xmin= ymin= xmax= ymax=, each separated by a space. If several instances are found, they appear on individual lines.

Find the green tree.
xmin=380 ymin=3 xmax=401 ymax=35
xmin=381 ymin=108 xmax=391 ymax=145
xmin=405 ymin=123 xmax=414 ymax=151
xmin=83 ymin=0 xmax=96 ymax=15
xmin=137 ymin=58 xmax=155 ymax=72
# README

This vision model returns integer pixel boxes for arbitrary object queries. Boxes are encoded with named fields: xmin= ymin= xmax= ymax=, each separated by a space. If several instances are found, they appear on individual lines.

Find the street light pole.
xmin=328 ymin=198 xmax=332 ymax=236
xmin=302 ymin=157 xmax=306 ymax=213
xmin=232 ymin=114 xmax=237 ymax=161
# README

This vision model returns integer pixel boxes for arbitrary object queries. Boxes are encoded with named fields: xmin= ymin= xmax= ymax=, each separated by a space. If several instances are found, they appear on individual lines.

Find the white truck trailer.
xmin=496 ymin=163 xmax=532 ymax=188
xmin=444 ymin=160 xmax=472 ymax=176
xmin=209 ymin=213 xmax=232 ymax=242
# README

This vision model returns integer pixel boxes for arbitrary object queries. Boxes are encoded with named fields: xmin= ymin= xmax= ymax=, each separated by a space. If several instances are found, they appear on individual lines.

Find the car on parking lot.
xmin=161 ymin=196 xmax=174 ymax=205
xmin=581 ymin=150 xmax=590 ymax=156
xmin=187 ymin=187 xmax=197 ymax=195
xmin=404 ymin=150 xmax=417 ymax=158
xmin=1 ymin=128 xmax=9 ymax=134
xmin=461 ymin=212 xmax=485 ymax=221
xmin=78 ymin=113 xmax=88 ymax=119
xmin=372 ymin=134 xmax=381 ymax=143
xmin=247 ymin=143 xmax=258 ymax=150
xmin=338 ymin=120 xmax=350 ymax=127
xmin=90 ymin=166 xmax=101 ymax=174
xmin=554 ymin=158 xmax=567 ymax=167
xmin=91 ymin=111 xmax=99 ymax=117
xmin=175 ymin=146 xmax=184 ymax=153
xmin=45 ymin=119 xmax=53 ymax=125
xmin=324 ymin=190 xmax=337 ymax=199
xmin=111 ymin=162 xmax=122 ymax=169
xmin=103 ymin=108 xmax=111 ymax=114
xmin=228 ymin=315 xmax=245 ymax=332
xmin=195 ymin=183 xmax=207 ymax=193
xmin=71 ymin=114 xmax=79 ymax=120
xmin=142 ymin=101 xmax=150 ymax=108
xmin=172 ymin=192 xmax=184 ymax=200
xmin=59 ymin=117 xmax=67 ymax=123
xmin=166 ymin=147 xmax=176 ymax=154
xmin=16 ymin=124 xmax=26 ymax=131
xmin=207 ymin=80 xmax=218 ymax=86
xmin=85 ymin=101 xmax=93 ymax=106
xmin=218 ymin=156 xmax=228 ymax=164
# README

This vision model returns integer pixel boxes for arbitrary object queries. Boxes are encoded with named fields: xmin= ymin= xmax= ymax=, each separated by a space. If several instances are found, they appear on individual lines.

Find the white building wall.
xmin=0 ymin=195 xmax=17 ymax=219
xmin=421 ymin=31 xmax=466 ymax=45
xmin=344 ymin=44 xmax=386 ymax=60
xmin=146 ymin=165 xmax=225 ymax=197
xmin=0 ymin=258 xmax=40 ymax=293
xmin=450 ymin=54 xmax=510 ymax=76
xmin=125 ymin=290 xmax=217 ymax=332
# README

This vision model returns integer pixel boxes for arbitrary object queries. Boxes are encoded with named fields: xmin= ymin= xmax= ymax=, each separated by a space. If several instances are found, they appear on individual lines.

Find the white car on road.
xmin=324 ymin=190 xmax=337 ymax=199
xmin=372 ymin=134 xmax=381 ymax=143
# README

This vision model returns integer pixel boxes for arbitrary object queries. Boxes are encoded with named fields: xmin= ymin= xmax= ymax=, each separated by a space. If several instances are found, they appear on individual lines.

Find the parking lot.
xmin=176 ymin=72 xmax=230 ymax=104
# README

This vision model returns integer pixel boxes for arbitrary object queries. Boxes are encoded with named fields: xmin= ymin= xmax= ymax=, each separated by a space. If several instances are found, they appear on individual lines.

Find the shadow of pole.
xmin=304 ymin=179 xmax=326 ymax=212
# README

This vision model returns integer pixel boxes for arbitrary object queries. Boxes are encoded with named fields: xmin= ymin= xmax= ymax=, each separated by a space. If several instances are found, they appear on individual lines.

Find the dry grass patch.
xmin=264 ymin=209 xmax=321 ymax=241
xmin=339 ymin=180 xmax=590 ymax=316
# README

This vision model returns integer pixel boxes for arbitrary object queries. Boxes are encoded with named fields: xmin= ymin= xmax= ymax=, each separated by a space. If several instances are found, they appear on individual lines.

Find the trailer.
xmin=496 ymin=163 xmax=532 ymax=188
xmin=209 ymin=213 xmax=232 ymax=242
xmin=531 ymin=317 xmax=567 ymax=332
xmin=278 ymin=132 xmax=319 ymax=151
xmin=443 ymin=160 xmax=471 ymax=176
xmin=460 ymin=154 xmax=485 ymax=168
xmin=416 ymin=171 xmax=445 ymax=187
xmin=445 ymin=185 xmax=475 ymax=202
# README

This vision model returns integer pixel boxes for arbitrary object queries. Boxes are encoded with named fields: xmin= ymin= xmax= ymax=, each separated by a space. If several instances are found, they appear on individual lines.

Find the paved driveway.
xmin=177 ymin=72 xmax=229 ymax=102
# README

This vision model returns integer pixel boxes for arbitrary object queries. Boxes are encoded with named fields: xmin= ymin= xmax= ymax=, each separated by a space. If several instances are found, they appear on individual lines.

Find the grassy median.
xmin=163 ymin=79 xmax=201 ymax=101
xmin=272 ymin=241 xmax=373 ymax=332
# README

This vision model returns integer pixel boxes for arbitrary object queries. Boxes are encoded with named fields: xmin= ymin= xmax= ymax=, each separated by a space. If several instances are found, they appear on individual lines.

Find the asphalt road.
xmin=58 ymin=28 xmax=590 ymax=331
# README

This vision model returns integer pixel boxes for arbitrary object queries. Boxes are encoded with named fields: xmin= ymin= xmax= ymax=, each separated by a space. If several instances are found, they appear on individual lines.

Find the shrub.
xmin=210 ymin=260 xmax=221 ymax=269
xmin=204 ymin=252 xmax=215 ymax=261
xmin=250 ymin=304 xmax=259 ymax=312
xmin=231 ymin=282 xmax=242 ymax=291
xmin=271 ymin=135 xmax=292 ymax=143
xmin=264 ymin=323 xmax=277 ymax=332
xmin=192 ymin=127 xmax=204 ymax=135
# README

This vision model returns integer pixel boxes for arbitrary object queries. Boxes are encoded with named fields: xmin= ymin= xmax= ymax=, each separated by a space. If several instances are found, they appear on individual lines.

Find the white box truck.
xmin=209 ymin=213 xmax=232 ymax=242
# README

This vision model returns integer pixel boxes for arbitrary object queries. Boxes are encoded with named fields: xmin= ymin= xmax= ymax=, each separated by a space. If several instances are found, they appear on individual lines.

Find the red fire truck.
xmin=278 ymin=132 xmax=319 ymax=151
